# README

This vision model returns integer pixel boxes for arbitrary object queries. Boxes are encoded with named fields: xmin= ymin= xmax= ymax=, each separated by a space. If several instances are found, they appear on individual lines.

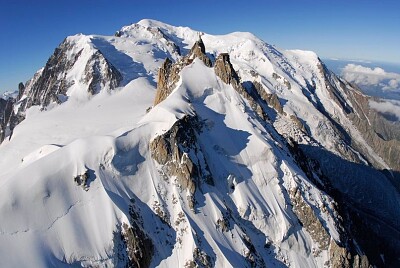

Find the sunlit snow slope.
xmin=0 ymin=19 xmax=399 ymax=267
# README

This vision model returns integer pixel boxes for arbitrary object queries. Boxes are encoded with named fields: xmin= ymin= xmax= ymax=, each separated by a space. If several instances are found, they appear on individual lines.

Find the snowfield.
xmin=0 ymin=19 xmax=399 ymax=267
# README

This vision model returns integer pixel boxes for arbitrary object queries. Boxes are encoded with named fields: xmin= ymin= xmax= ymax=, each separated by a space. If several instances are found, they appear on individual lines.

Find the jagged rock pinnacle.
xmin=214 ymin=53 xmax=240 ymax=86
xmin=18 ymin=82 xmax=25 ymax=99
xmin=153 ymin=38 xmax=213 ymax=106
xmin=189 ymin=37 xmax=212 ymax=67
xmin=153 ymin=57 xmax=176 ymax=106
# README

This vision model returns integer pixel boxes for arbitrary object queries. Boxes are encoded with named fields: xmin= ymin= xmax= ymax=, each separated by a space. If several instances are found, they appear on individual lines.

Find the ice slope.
xmin=0 ymin=19 xmax=399 ymax=267
xmin=0 ymin=57 xmax=340 ymax=267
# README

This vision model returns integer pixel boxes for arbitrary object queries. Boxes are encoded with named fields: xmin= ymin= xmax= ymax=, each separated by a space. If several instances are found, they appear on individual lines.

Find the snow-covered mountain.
xmin=0 ymin=19 xmax=399 ymax=267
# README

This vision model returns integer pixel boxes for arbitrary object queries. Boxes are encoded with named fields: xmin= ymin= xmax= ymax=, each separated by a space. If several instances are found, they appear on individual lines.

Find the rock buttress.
xmin=153 ymin=37 xmax=212 ymax=106
xmin=150 ymin=115 xmax=213 ymax=210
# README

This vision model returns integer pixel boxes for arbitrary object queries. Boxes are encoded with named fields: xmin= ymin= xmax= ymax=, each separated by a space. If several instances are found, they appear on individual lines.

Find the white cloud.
xmin=369 ymin=99 xmax=400 ymax=121
xmin=342 ymin=64 xmax=400 ymax=91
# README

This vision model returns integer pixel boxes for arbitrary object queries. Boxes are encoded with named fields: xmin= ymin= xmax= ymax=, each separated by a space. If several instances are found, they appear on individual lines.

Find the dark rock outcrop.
xmin=26 ymin=39 xmax=82 ymax=108
xmin=287 ymin=138 xmax=388 ymax=267
xmin=26 ymin=38 xmax=122 ymax=108
xmin=73 ymin=170 xmax=90 ymax=191
xmin=150 ymin=115 xmax=213 ymax=210
xmin=18 ymin=82 xmax=25 ymax=99
xmin=153 ymin=37 xmax=212 ymax=106
xmin=252 ymin=81 xmax=284 ymax=115
xmin=119 ymin=201 xmax=154 ymax=268
xmin=290 ymin=187 xmax=331 ymax=251
xmin=82 ymin=50 xmax=122 ymax=95
xmin=122 ymin=222 xmax=153 ymax=268
xmin=0 ymin=97 xmax=14 ymax=143
xmin=214 ymin=54 xmax=267 ymax=121
xmin=345 ymin=86 xmax=400 ymax=174
xmin=214 ymin=53 xmax=240 ymax=86
xmin=153 ymin=57 xmax=177 ymax=106
xmin=188 ymin=38 xmax=212 ymax=67
xmin=288 ymin=163 xmax=373 ymax=268
xmin=0 ymin=38 xmax=123 ymax=145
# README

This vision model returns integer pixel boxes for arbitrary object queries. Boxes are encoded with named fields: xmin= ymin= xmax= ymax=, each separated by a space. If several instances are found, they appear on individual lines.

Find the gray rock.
xmin=149 ymin=115 xmax=213 ymax=210
xmin=214 ymin=55 xmax=267 ymax=121
xmin=0 ymin=38 xmax=123 ymax=146
xmin=188 ymin=37 xmax=212 ymax=67
xmin=252 ymin=81 xmax=284 ymax=114
xmin=289 ymin=187 xmax=331 ymax=250
xmin=214 ymin=53 xmax=240 ymax=86
xmin=153 ymin=37 xmax=212 ymax=106
xmin=18 ymin=82 xmax=25 ymax=99
xmin=82 ymin=50 xmax=122 ymax=95
xmin=0 ymin=97 xmax=15 ymax=143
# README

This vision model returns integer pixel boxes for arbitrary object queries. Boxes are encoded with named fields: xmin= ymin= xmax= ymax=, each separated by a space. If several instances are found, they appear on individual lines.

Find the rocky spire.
xmin=153 ymin=37 xmax=213 ymax=106
xmin=154 ymin=57 xmax=176 ymax=105
xmin=150 ymin=115 xmax=213 ymax=210
xmin=214 ymin=53 xmax=240 ymax=86
xmin=18 ymin=82 xmax=25 ymax=100
xmin=214 ymin=53 xmax=267 ymax=120
xmin=0 ymin=97 xmax=14 ymax=143
xmin=188 ymin=36 xmax=212 ymax=67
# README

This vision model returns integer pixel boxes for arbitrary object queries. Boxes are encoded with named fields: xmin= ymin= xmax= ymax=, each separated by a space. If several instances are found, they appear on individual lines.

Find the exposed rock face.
xmin=0 ymin=97 xmax=14 ymax=143
xmin=17 ymin=82 xmax=25 ymax=99
xmin=150 ymin=115 xmax=213 ymax=210
xmin=214 ymin=53 xmax=240 ymax=87
xmin=314 ymin=63 xmax=400 ymax=174
xmin=191 ymin=247 xmax=214 ymax=268
xmin=73 ymin=170 xmax=91 ymax=191
xmin=153 ymin=37 xmax=212 ymax=106
xmin=147 ymin=26 xmax=181 ymax=56
xmin=26 ymin=40 xmax=82 ymax=108
xmin=290 ymin=187 xmax=331 ymax=251
xmin=188 ymin=38 xmax=212 ymax=67
xmin=287 ymin=138 xmax=384 ymax=268
xmin=154 ymin=41 xmax=268 ymax=123
xmin=252 ymin=81 xmax=284 ymax=114
xmin=121 ymin=201 xmax=154 ymax=268
xmin=82 ymin=50 xmax=122 ymax=95
xmin=317 ymin=61 xmax=353 ymax=115
xmin=214 ymin=55 xmax=268 ymax=121
xmin=0 ymin=38 xmax=122 ymax=145
xmin=153 ymin=57 xmax=178 ymax=106
xmin=26 ymin=38 xmax=122 ymax=108
xmin=346 ymin=86 xmax=400 ymax=173
xmin=329 ymin=240 xmax=372 ymax=268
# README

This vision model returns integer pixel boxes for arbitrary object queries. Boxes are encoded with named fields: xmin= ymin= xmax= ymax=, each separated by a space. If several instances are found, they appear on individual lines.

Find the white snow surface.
xmin=0 ymin=19 xmax=398 ymax=267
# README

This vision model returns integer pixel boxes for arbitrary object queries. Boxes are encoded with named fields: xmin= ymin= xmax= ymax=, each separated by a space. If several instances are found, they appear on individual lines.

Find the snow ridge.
xmin=0 ymin=19 xmax=399 ymax=267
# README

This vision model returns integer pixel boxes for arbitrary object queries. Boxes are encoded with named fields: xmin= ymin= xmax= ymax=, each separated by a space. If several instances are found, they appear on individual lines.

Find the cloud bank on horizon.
xmin=342 ymin=63 xmax=400 ymax=91
xmin=369 ymin=99 xmax=400 ymax=121
xmin=335 ymin=62 xmax=400 ymax=121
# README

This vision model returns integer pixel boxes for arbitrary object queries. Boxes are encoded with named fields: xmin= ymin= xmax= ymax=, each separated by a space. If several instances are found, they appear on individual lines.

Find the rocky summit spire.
xmin=188 ymin=36 xmax=212 ymax=67
xmin=153 ymin=37 xmax=213 ymax=106
xmin=214 ymin=53 xmax=240 ymax=86
xmin=154 ymin=57 xmax=175 ymax=105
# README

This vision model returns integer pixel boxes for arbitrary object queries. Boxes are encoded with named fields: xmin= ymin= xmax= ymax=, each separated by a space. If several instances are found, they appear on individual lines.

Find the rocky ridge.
xmin=0 ymin=20 xmax=399 ymax=267
xmin=150 ymin=39 xmax=376 ymax=267
xmin=0 ymin=37 xmax=122 ymax=144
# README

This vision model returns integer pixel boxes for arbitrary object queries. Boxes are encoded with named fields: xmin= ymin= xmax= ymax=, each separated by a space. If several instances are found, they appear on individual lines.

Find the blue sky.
xmin=1 ymin=0 xmax=399 ymax=93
